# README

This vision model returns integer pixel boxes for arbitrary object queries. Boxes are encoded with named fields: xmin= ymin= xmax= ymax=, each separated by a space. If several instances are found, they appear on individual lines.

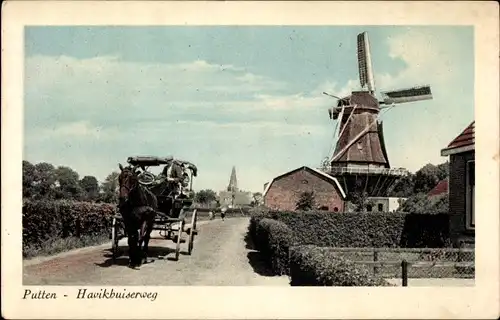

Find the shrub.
xmin=289 ymin=245 xmax=393 ymax=286
xmin=251 ymin=210 xmax=450 ymax=248
xmin=23 ymin=199 xmax=115 ymax=256
xmin=253 ymin=218 xmax=296 ymax=275
xmin=248 ymin=210 xmax=269 ymax=245
xmin=295 ymin=191 xmax=315 ymax=211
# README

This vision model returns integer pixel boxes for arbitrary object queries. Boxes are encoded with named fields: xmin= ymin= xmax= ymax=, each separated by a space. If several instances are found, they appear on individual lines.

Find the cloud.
xmin=376 ymin=28 xmax=466 ymax=91
xmin=25 ymin=55 xmax=336 ymax=131
xmin=311 ymin=79 xmax=360 ymax=98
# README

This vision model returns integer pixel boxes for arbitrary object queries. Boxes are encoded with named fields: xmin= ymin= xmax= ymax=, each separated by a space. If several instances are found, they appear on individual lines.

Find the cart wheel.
xmin=174 ymin=220 xmax=184 ymax=261
xmin=188 ymin=209 xmax=197 ymax=255
xmin=160 ymin=224 xmax=170 ymax=239
xmin=111 ymin=217 xmax=119 ymax=261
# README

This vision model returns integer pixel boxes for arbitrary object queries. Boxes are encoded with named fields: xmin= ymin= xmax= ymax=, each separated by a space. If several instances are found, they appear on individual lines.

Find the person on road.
xmin=220 ymin=206 xmax=227 ymax=221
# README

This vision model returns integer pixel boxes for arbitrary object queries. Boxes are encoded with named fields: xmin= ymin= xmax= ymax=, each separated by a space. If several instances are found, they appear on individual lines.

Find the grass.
xmin=23 ymin=233 xmax=110 ymax=259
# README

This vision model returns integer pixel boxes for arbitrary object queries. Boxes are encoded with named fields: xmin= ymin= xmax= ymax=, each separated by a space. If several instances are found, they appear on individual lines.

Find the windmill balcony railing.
xmin=320 ymin=166 xmax=409 ymax=176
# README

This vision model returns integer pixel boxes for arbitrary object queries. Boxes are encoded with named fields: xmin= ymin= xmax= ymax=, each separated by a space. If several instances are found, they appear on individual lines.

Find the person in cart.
xmin=152 ymin=160 xmax=184 ymax=196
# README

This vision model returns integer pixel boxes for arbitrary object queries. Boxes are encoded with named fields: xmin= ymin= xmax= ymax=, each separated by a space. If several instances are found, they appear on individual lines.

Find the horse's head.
xmin=117 ymin=163 xmax=140 ymax=207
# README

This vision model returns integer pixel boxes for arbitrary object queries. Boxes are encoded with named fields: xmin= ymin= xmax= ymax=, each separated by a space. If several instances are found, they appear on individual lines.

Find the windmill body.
xmin=323 ymin=32 xmax=433 ymax=199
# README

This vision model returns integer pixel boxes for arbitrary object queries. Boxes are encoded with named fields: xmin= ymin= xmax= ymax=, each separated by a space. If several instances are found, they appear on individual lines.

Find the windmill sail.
xmin=357 ymin=32 xmax=375 ymax=93
xmin=381 ymin=85 xmax=433 ymax=104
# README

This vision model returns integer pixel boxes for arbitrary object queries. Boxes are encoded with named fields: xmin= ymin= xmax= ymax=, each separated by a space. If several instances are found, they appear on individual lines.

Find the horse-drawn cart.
xmin=111 ymin=156 xmax=199 ymax=262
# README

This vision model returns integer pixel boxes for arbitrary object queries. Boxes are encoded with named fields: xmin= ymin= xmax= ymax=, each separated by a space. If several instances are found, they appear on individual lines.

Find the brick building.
xmin=263 ymin=166 xmax=346 ymax=212
xmin=441 ymin=121 xmax=475 ymax=247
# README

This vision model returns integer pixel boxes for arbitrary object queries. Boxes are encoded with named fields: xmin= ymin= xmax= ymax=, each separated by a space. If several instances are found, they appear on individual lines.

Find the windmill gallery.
xmin=263 ymin=31 xmax=434 ymax=212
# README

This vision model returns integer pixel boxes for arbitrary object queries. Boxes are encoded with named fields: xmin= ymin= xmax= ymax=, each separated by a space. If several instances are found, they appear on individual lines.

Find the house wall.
xmin=264 ymin=168 xmax=344 ymax=212
xmin=345 ymin=196 xmax=405 ymax=212
xmin=448 ymin=150 xmax=475 ymax=247
xmin=219 ymin=191 xmax=253 ymax=208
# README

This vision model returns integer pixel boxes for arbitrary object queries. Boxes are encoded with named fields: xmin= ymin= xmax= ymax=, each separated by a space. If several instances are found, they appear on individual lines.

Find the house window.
xmin=378 ymin=203 xmax=384 ymax=212
xmin=366 ymin=204 xmax=373 ymax=212
xmin=333 ymin=207 xmax=339 ymax=212
xmin=319 ymin=206 xmax=328 ymax=211
xmin=466 ymin=160 xmax=475 ymax=230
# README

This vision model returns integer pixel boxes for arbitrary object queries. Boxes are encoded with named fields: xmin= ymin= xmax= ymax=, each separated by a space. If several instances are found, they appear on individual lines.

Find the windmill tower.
xmin=323 ymin=31 xmax=433 ymax=198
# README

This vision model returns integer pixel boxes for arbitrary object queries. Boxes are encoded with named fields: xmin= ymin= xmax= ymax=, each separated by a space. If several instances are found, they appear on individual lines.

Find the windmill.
xmin=322 ymin=31 xmax=433 ymax=198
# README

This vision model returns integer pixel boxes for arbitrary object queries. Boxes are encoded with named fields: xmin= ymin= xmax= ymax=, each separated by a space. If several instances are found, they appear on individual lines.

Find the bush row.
xmin=249 ymin=217 xmax=394 ymax=285
xmin=289 ymin=245 xmax=393 ymax=286
xmin=23 ymin=199 xmax=116 ymax=255
xmin=253 ymin=218 xmax=295 ymax=275
xmin=247 ymin=210 xmax=454 ymax=285
xmin=250 ymin=210 xmax=451 ymax=248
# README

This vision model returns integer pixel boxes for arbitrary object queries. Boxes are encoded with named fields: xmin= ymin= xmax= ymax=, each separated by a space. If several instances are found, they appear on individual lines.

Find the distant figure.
xmin=208 ymin=211 xmax=214 ymax=220
xmin=220 ymin=206 xmax=227 ymax=221
xmin=213 ymin=199 xmax=221 ymax=221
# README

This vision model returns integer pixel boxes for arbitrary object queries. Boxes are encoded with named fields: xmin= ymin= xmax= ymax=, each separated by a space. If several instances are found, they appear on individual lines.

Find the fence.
xmin=327 ymin=247 xmax=475 ymax=284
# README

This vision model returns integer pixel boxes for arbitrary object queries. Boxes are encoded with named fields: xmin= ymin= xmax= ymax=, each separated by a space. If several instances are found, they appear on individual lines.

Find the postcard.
xmin=2 ymin=1 xmax=499 ymax=319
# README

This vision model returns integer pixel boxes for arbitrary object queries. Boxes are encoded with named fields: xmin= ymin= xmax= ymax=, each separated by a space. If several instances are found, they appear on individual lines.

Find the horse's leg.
xmin=139 ymin=218 xmax=150 ymax=264
xmin=127 ymin=227 xmax=140 ymax=268
xmin=141 ymin=216 xmax=155 ymax=264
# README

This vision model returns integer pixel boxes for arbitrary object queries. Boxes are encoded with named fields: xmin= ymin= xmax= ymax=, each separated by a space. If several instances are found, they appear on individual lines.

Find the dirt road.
xmin=23 ymin=217 xmax=289 ymax=286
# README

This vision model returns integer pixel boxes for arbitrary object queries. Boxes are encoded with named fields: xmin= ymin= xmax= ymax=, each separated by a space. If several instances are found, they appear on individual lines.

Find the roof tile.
xmin=446 ymin=121 xmax=475 ymax=149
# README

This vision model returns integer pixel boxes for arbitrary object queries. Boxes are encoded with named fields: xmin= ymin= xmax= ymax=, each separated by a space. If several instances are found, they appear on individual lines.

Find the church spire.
xmin=227 ymin=166 xmax=238 ymax=192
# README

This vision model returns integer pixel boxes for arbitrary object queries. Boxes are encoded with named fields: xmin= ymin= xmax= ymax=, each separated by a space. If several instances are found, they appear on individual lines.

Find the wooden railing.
xmin=326 ymin=247 xmax=475 ymax=286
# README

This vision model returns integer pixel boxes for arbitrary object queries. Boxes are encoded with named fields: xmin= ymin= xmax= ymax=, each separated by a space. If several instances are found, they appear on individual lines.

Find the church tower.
xmin=227 ymin=166 xmax=238 ymax=192
xmin=218 ymin=165 xmax=252 ymax=208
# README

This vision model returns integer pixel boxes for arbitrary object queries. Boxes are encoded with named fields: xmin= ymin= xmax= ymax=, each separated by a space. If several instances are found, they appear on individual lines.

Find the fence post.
xmin=373 ymin=250 xmax=379 ymax=275
xmin=401 ymin=259 xmax=408 ymax=287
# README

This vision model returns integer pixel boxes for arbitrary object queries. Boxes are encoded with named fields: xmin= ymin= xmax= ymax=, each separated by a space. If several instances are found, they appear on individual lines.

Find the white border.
xmin=2 ymin=1 xmax=499 ymax=319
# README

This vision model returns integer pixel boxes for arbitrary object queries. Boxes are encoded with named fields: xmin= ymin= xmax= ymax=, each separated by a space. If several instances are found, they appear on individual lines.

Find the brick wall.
xmin=448 ymin=150 xmax=475 ymax=247
xmin=264 ymin=168 xmax=345 ymax=212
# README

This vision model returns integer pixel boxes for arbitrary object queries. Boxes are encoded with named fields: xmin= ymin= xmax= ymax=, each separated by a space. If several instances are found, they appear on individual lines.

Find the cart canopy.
xmin=127 ymin=156 xmax=198 ymax=177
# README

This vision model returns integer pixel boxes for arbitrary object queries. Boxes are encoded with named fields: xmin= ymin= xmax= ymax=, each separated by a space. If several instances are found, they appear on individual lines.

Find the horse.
xmin=117 ymin=163 xmax=158 ymax=269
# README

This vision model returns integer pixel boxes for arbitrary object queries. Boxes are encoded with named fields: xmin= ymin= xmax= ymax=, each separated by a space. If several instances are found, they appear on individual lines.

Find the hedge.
xmin=253 ymin=218 xmax=296 ymax=275
xmin=250 ymin=210 xmax=451 ymax=248
xmin=289 ymin=245 xmax=393 ymax=286
xmin=23 ymin=199 xmax=116 ymax=255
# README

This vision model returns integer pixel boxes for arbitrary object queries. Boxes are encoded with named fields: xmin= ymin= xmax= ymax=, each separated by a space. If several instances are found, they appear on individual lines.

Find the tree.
xmin=387 ymin=174 xmax=415 ymax=198
xmin=194 ymin=189 xmax=217 ymax=205
xmin=31 ymin=162 xmax=57 ymax=200
xmin=23 ymin=160 xmax=36 ymax=198
xmin=251 ymin=192 xmax=263 ymax=207
xmin=79 ymin=175 xmax=99 ymax=201
xmin=348 ymin=191 xmax=375 ymax=212
xmin=436 ymin=161 xmax=449 ymax=180
xmin=296 ymin=191 xmax=315 ymax=211
xmin=53 ymin=166 xmax=83 ymax=200
xmin=413 ymin=163 xmax=446 ymax=194
xmin=387 ymin=161 xmax=449 ymax=198
xmin=99 ymin=171 xmax=120 ymax=203
xmin=397 ymin=193 xmax=449 ymax=213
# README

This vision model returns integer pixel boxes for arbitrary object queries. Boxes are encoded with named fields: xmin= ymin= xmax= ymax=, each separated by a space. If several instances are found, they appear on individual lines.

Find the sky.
xmin=24 ymin=26 xmax=474 ymax=193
